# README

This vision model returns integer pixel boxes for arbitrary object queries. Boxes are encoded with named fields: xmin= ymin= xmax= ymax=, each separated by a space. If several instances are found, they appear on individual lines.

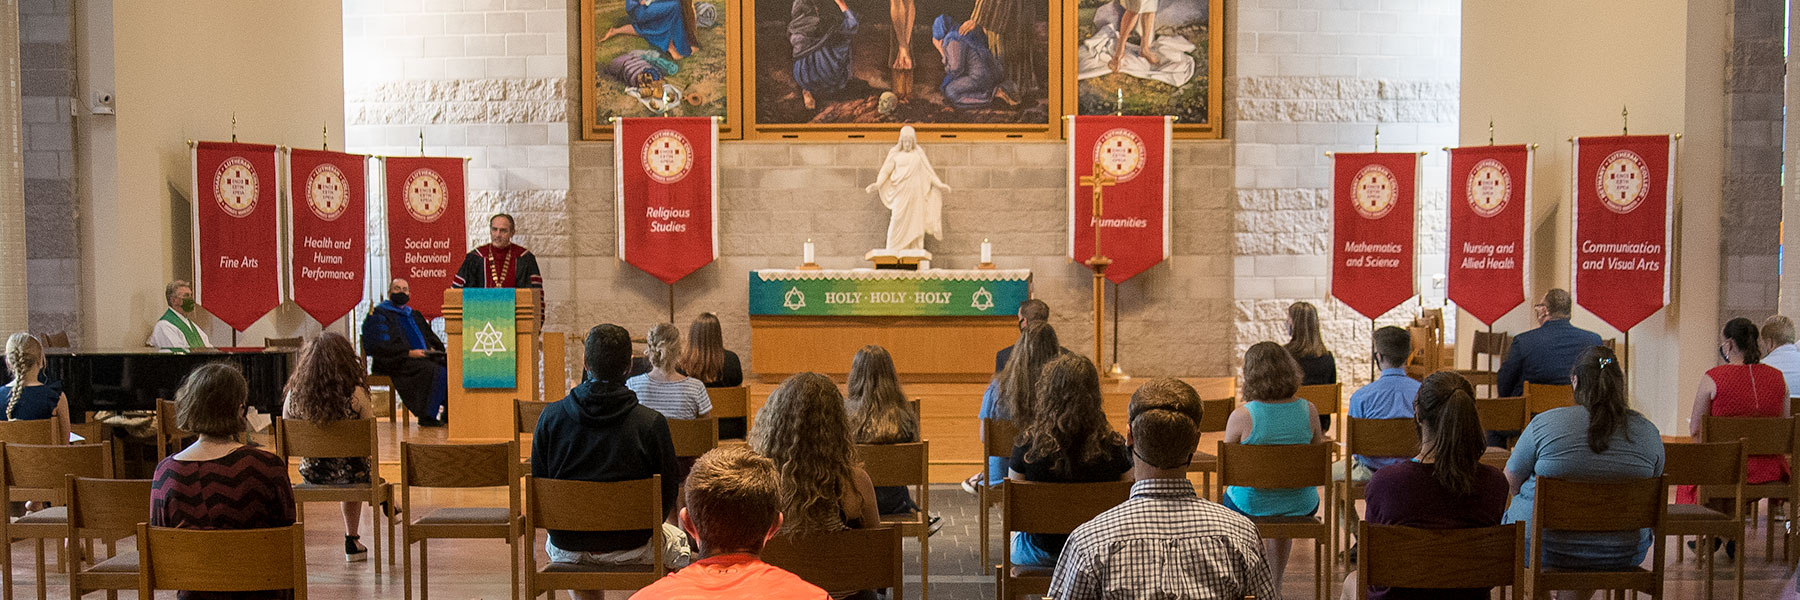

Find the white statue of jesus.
xmin=864 ymin=126 xmax=951 ymax=251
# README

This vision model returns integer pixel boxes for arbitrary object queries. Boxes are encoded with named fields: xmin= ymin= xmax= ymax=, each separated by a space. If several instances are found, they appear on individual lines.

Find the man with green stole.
xmin=147 ymin=280 xmax=212 ymax=350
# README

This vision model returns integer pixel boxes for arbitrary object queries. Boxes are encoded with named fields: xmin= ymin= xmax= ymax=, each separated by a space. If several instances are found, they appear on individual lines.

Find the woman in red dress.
xmin=1683 ymin=317 xmax=1790 ymax=554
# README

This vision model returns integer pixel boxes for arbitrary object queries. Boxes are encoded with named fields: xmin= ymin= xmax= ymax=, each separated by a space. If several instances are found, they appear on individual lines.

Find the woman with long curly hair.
xmin=750 ymin=372 xmax=879 ymax=535
xmin=844 ymin=345 xmax=920 ymax=515
xmin=280 ymin=332 xmax=374 ymax=562
xmin=966 ymin=322 xmax=1062 ymax=492
xmin=1007 ymin=354 xmax=1129 ymax=566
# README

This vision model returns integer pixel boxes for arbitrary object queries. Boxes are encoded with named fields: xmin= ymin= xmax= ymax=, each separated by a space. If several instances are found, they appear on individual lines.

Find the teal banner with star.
xmin=748 ymin=270 xmax=1031 ymax=316
xmin=461 ymin=288 xmax=517 ymax=388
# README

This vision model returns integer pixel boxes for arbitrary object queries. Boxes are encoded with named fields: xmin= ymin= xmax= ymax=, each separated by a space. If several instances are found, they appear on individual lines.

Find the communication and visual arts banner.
xmin=192 ymin=141 xmax=283 ymax=332
xmin=1446 ymin=145 xmax=1531 ymax=325
xmin=385 ymin=156 xmax=466 ymax=318
xmin=1331 ymin=152 xmax=1418 ymax=320
xmin=616 ymin=117 xmax=718 ymax=285
xmin=1572 ymin=135 xmax=1676 ymax=332
xmin=1068 ymin=115 xmax=1171 ymax=284
xmin=287 ymin=149 xmax=367 ymax=325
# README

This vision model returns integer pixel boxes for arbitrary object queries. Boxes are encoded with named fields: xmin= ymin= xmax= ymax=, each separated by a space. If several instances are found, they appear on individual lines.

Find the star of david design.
xmin=783 ymin=287 xmax=806 ymax=311
xmin=471 ymin=322 xmax=508 ymax=356
xmin=971 ymin=287 xmax=995 ymax=311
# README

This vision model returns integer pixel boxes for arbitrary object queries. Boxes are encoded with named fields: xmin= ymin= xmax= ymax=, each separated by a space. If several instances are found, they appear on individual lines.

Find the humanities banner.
xmin=1572 ymin=135 xmax=1676 ymax=332
xmin=748 ymin=270 xmax=1031 ymax=316
xmin=1446 ymin=145 xmax=1531 ymax=325
xmin=1068 ymin=115 xmax=1171 ymax=283
xmin=460 ymin=287 xmax=517 ymax=389
xmin=616 ymin=117 xmax=718 ymax=284
xmin=192 ymin=141 xmax=283 ymax=332
xmin=384 ymin=156 xmax=466 ymax=318
xmin=1331 ymin=152 xmax=1418 ymax=320
xmin=286 ymin=148 xmax=367 ymax=325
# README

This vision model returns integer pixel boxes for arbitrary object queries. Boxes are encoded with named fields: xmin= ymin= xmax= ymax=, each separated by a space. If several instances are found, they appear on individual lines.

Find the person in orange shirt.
xmin=630 ymin=446 xmax=828 ymax=600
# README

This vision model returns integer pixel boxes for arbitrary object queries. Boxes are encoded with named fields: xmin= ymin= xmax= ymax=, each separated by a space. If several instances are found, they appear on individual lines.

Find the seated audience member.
xmin=532 ymin=324 xmax=690 ymax=587
xmin=1338 ymin=326 xmax=1421 ymax=554
xmin=280 ymin=333 xmax=376 ymax=562
xmin=630 ymin=446 xmax=829 ymax=600
xmin=2 ymin=333 xmax=70 ymax=436
xmin=1759 ymin=315 xmax=1800 ymax=400
xmin=1341 ymin=371 xmax=1509 ymax=600
xmin=1008 ymin=354 xmax=1131 ymax=567
xmin=1681 ymin=317 xmax=1789 ymax=555
xmin=360 ymin=278 xmax=448 ymax=426
xmin=1492 ymin=288 xmax=1602 ymax=446
xmin=679 ymin=313 xmax=747 ymax=437
xmin=626 ymin=323 xmax=712 ymax=420
xmin=1504 ymin=347 xmax=1663 ymax=578
xmin=1284 ymin=301 xmax=1338 ymax=432
xmin=964 ymin=322 xmax=1061 ymax=494
xmin=994 ymin=299 xmax=1050 ymax=372
xmin=844 ymin=345 xmax=924 ymax=516
xmin=149 ymin=363 xmax=296 ymax=600
xmin=750 ymin=372 xmax=881 ymax=599
xmin=148 ymin=279 xmax=211 ymax=350
xmin=1224 ymin=341 xmax=1326 ymax=582
xmin=1047 ymin=378 xmax=1275 ymax=600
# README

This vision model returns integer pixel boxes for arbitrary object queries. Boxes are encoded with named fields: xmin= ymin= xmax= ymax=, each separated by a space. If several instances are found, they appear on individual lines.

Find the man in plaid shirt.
xmin=1047 ymin=378 xmax=1278 ymax=600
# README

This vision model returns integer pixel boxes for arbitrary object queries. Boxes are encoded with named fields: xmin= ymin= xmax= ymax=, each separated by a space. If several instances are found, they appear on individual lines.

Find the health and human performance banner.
xmin=461 ymin=288 xmax=517 ymax=389
xmin=385 ymin=156 xmax=466 ymax=318
xmin=1068 ymin=115 xmax=1171 ymax=283
xmin=1446 ymin=145 xmax=1531 ymax=325
xmin=192 ymin=141 xmax=283 ymax=332
xmin=1572 ymin=135 xmax=1676 ymax=332
xmin=748 ymin=270 xmax=1031 ymax=316
xmin=1331 ymin=152 xmax=1418 ymax=320
xmin=286 ymin=148 xmax=367 ymax=325
xmin=616 ymin=117 xmax=718 ymax=284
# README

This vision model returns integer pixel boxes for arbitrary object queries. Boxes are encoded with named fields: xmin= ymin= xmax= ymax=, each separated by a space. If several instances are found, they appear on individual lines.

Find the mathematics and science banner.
xmin=286 ymin=148 xmax=367 ymax=325
xmin=384 ymin=156 xmax=466 ymax=318
xmin=748 ymin=270 xmax=1031 ymax=316
xmin=1068 ymin=115 xmax=1171 ymax=283
xmin=1331 ymin=152 xmax=1419 ymax=320
xmin=1572 ymin=134 xmax=1676 ymax=332
xmin=460 ymin=288 xmax=517 ymax=389
xmin=1446 ymin=145 xmax=1531 ymax=326
xmin=192 ymin=141 xmax=283 ymax=332
xmin=616 ymin=117 xmax=718 ymax=285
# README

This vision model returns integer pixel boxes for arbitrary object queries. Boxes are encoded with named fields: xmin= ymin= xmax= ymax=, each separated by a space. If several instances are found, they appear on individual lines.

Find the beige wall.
xmin=80 ymin=0 xmax=345 ymax=347
xmin=1460 ymin=0 xmax=1728 ymax=430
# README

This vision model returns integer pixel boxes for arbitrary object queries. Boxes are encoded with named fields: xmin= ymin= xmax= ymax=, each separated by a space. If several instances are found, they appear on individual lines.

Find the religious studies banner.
xmin=286 ymin=148 xmax=367 ymax=325
xmin=1330 ymin=152 xmax=1419 ymax=320
xmin=1446 ymin=145 xmax=1531 ymax=325
xmin=1572 ymin=135 xmax=1676 ymax=332
xmin=460 ymin=288 xmax=517 ymax=389
xmin=384 ymin=156 xmax=466 ymax=318
xmin=615 ymin=117 xmax=718 ymax=284
xmin=192 ymin=141 xmax=283 ymax=332
xmin=1067 ymin=115 xmax=1171 ymax=283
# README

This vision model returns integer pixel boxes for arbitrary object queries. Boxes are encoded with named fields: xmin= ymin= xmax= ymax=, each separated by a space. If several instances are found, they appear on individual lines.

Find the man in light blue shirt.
xmin=1335 ymin=326 xmax=1419 ymax=561
xmin=1760 ymin=316 xmax=1800 ymax=399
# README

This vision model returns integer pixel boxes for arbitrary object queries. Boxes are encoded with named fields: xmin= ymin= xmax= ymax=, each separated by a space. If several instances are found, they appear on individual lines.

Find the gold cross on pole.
xmin=1078 ymin=163 xmax=1117 ymax=261
xmin=1078 ymin=162 xmax=1116 ymax=370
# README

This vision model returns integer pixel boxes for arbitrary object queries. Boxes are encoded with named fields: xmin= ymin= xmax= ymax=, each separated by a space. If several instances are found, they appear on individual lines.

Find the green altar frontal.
xmin=748 ymin=269 xmax=1033 ymax=316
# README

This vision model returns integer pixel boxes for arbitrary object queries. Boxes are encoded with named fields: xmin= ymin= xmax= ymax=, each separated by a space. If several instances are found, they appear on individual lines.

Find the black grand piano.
xmin=0 ymin=348 xmax=297 ymax=417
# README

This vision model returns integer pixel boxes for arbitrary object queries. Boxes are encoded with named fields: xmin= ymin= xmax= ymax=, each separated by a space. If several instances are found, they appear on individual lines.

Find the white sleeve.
xmin=148 ymin=321 xmax=182 ymax=347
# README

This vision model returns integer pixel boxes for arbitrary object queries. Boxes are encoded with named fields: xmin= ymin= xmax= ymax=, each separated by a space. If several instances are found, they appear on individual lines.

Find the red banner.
xmin=287 ymin=149 xmax=367 ymax=325
xmin=615 ymin=117 xmax=718 ymax=285
xmin=192 ymin=142 xmax=282 ymax=332
xmin=1572 ymin=135 xmax=1676 ymax=332
xmin=1447 ymin=145 xmax=1531 ymax=325
xmin=1068 ymin=115 xmax=1171 ymax=283
xmin=385 ymin=156 xmax=466 ymax=318
xmin=1331 ymin=152 xmax=1418 ymax=320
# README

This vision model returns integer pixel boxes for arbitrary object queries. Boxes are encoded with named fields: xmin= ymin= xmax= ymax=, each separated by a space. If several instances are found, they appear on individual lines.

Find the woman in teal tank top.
xmin=1223 ymin=341 xmax=1326 ymax=582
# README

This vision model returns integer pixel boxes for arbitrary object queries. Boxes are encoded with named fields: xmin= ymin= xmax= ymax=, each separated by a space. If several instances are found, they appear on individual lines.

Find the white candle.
xmin=803 ymin=240 xmax=815 ymax=264
xmin=980 ymin=239 xmax=993 ymax=264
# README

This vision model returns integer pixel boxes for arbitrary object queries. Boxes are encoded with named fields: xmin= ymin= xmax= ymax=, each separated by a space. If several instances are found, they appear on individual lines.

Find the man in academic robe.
xmin=147 ymin=279 xmax=212 ymax=350
xmin=362 ymin=278 xmax=449 ymax=427
xmin=452 ymin=213 xmax=544 ymax=290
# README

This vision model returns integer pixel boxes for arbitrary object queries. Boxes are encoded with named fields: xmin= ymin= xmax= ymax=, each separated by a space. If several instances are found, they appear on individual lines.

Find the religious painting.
xmin=581 ymin=0 xmax=743 ymax=140
xmin=1068 ymin=0 xmax=1223 ymax=138
xmin=746 ymin=0 xmax=1059 ymax=137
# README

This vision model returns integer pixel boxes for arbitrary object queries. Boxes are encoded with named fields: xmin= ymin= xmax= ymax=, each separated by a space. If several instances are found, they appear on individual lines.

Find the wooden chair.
xmin=1662 ymin=440 xmax=1747 ymax=600
xmin=1703 ymin=416 xmax=1800 ymax=562
xmin=668 ymin=417 xmax=720 ymax=459
xmin=1471 ymin=330 xmax=1512 ymax=372
xmin=524 ymin=475 xmax=666 ymax=597
xmin=1218 ymin=441 xmax=1335 ymax=600
xmin=0 ymin=442 xmax=113 ymax=600
xmin=365 ymin=355 xmax=403 ymax=424
xmin=63 ymin=476 xmax=152 ymax=600
xmin=135 ymin=523 xmax=307 ymax=600
xmin=1476 ymin=396 xmax=1529 ymax=469
xmin=1297 ymin=383 xmax=1343 ymax=434
xmin=1354 ymin=523 xmax=1524 ymax=599
xmin=978 ymin=417 xmax=1019 ymax=567
xmin=858 ymin=441 xmax=931 ymax=599
xmin=1185 ymin=397 xmax=1235 ymax=500
xmin=993 ymin=479 xmax=1131 ymax=600
xmin=1338 ymin=417 xmax=1420 ymax=562
xmin=513 ymin=399 xmax=553 ymax=473
xmin=273 ymin=417 xmax=398 ymax=571
xmin=39 ymin=332 xmax=70 ymax=349
xmin=763 ymin=527 xmax=903 ymax=600
xmin=1524 ymin=382 xmax=1574 ymax=416
xmin=152 ymin=399 xmax=192 ymax=460
xmin=0 ymin=418 xmax=60 ymax=446
xmin=399 ymin=441 xmax=523 ymax=600
xmin=706 ymin=386 xmax=751 ymax=439
xmin=1527 ymin=476 xmax=1666 ymax=599
xmin=263 ymin=337 xmax=303 ymax=348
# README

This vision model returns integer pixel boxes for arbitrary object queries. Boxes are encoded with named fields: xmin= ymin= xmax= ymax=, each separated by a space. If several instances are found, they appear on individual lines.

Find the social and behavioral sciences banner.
xmin=192 ymin=141 xmax=283 ymax=332
xmin=749 ymin=270 xmax=1031 ymax=316
xmin=287 ymin=148 xmax=367 ymax=325
xmin=1331 ymin=152 xmax=1419 ymax=320
xmin=1068 ymin=115 xmax=1171 ymax=284
xmin=1447 ymin=144 xmax=1531 ymax=326
xmin=1572 ymin=134 xmax=1676 ymax=332
xmin=616 ymin=117 xmax=719 ymax=285
xmin=461 ymin=287 xmax=517 ymax=389
xmin=385 ymin=156 xmax=466 ymax=318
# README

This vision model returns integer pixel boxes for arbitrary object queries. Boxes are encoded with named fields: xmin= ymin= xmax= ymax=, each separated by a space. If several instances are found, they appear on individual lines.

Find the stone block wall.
xmin=1719 ymin=0 xmax=1784 ymax=325
xmin=19 ymin=0 xmax=78 ymax=339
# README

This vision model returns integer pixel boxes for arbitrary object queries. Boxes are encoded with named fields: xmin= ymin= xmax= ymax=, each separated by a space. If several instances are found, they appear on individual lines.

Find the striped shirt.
xmin=1047 ymin=478 xmax=1276 ymax=600
xmin=626 ymin=373 xmax=712 ymax=420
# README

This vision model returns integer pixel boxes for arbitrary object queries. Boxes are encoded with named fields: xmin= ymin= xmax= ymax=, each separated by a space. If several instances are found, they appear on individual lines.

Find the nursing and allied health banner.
xmin=1572 ymin=135 xmax=1677 ymax=332
xmin=384 ymin=156 xmax=466 ymax=318
xmin=1068 ymin=115 xmax=1171 ymax=283
xmin=1331 ymin=152 xmax=1419 ymax=320
xmin=615 ymin=117 xmax=718 ymax=285
xmin=748 ymin=269 xmax=1031 ymax=316
xmin=460 ymin=287 xmax=517 ymax=389
xmin=286 ymin=149 xmax=367 ymax=325
xmin=192 ymin=141 xmax=283 ymax=331
xmin=1446 ymin=145 xmax=1531 ymax=325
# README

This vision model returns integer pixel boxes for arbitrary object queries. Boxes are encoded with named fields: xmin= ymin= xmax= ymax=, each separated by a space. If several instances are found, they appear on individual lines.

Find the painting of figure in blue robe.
xmin=584 ymin=0 xmax=733 ymax=137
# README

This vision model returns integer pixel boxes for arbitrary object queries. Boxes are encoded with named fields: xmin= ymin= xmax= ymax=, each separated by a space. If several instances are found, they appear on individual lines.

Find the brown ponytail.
xmin=1570 ymin=346 xmax=1630 ymax=454
xmin=4 ymin=333 xmax=42 ymax=420
xmin=1415 ymin=371 xmax=1483 ymax=496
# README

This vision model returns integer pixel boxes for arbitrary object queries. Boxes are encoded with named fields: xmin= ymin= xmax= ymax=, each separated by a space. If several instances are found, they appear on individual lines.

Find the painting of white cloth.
xmin=1072 ymin=0 xmax=1217 ymax=132
xmin=1075 ymin=24 xmax=1196 ymax=88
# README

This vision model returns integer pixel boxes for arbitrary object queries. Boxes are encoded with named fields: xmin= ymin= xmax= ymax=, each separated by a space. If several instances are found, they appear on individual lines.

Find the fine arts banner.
xmin=192 ymin=141 xmax=283 ymax=332
xmin=384 ymin=156 xmax=466 ymax=318
xmin=748 ymin=270 xmax=1030 ymax=316
xmin=1330 ymin=152 xmax=1418 ymax=320
xmin=1446 ymin=144 xmax=1530 ymax=326
xmin=1572 ymin=134 xmax=1676 ymax=332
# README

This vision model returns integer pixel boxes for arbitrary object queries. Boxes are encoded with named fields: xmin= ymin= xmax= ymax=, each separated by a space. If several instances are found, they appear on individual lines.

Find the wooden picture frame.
xmin=1064 ymin=0 xmax=1223 ymax=138
xmin=580 ymin=0 xmax=745 ymax=140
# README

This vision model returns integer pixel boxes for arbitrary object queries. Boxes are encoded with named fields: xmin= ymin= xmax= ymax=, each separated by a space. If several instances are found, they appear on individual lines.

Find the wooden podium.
xmin=443 ymin=288 xmax=541 ymax=441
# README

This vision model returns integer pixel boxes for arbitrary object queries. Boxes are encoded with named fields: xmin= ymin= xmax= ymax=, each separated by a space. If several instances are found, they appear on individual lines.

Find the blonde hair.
xmin=645 ymin=323 xmax=682 ymax=371
xmin=749 ymin=372 xmax=858 ymax=534
xmin=4 ymin=333 xmax=42 ymax=420
xmin=846 ymin=345 xmax=917 ymax=444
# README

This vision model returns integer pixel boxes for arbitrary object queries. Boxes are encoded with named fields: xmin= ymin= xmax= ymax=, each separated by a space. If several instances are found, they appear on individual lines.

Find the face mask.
xmin=180 ymin=298 xmax=196 ymax=312
xmin=390 ymin=292 xmax=410 ymax=306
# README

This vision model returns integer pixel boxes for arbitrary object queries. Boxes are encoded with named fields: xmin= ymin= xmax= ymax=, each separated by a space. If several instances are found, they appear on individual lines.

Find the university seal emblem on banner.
xmin=1572 ymin=135 xmax=1676 ymax=332
xmin=213 ymin=157 xmax=260 ymax=218
xmin=288 ymin=148 xmax=368 ymax=326
xmin=1597 ymin=150 xmax=1649 ymax=214
xmin=1466 ymin=159 xmax=1511 ymax=217
xmin=616 ymin=117 xmax=719 ymax=285
xmin=403 ymin=169 xmax=448 ymax=223
xmin=1093 ymin=128 xmax=1146 ymax=182
xmin=642 ymin=129 xmax=694 ymax=184
xmin=305 ymin=163 xmax=349 ymax=221
xmin=1067 ymin=115 xmax=1172 ymax=284
xmin=193 ymin=141 xmax=282 ymax=331
xmin=1331 ymin=152 xmax=1418 ymax=320
xmin=1447 ymin=145 xmax=1531 ymax=326
xmin=1352 ymin=164 xmax=1398 ymax=219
